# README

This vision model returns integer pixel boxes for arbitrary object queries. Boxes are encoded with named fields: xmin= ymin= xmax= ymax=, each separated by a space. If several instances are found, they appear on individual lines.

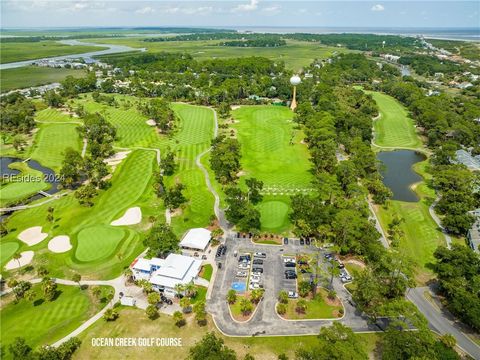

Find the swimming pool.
xmin=231 ymin=282 xmax=246 ymax=293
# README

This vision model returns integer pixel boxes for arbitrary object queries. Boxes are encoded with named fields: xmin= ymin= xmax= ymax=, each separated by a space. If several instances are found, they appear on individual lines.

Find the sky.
xmin=1 ymin=0 xmax=479 ymax=29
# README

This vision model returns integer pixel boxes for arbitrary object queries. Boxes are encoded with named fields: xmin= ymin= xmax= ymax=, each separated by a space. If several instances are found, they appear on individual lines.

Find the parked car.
xmin=238 ymin=263 xmax=249 ymax=269
xmin=250 ymin=276 xmax=261 ymax=283
xmin=324 ymin=253 xmax=333 ymax=260
xmin=217 ymin=262 xmax=222 ymax=269
xmin=236 ymin=271 xmax=248 ymax=277
xmin=337 ymin=261 xmax=345 ymax=269
xmin=341 ymin=275 xmax=352 ymax=283
xmin=283 ymin=237 xmax=289 ymax=245
xmin=221 ymin=246 xmax=227 ymax=255
xmin=285 ymin=262 xmax=295 ymax=268
xmin=285 ymin=273 xmax=297 ymax=279
xmin=283 ymin=257 xmax=295 ymax=263
xmin=305 ymin=239 xmax=310 ymax=246
xmin=249 ymin=283 xmax=261 ymax=290
xmin=299 ymin=239 xmax=305 ymax=245
xmin=253 ymin=259 xmax=263 ymax=265
xmin=252 ymin=267 xmax=263 ymax=273
xmin=201 ymin=255 xmax=207 ymax=260
xmin=194 ymin=252 xmax=199 ymax=257
xmin=254 ymin=252 xmax=267 ymax=258
xmin=233 ymin=251 xmax=238 ymax=257
xmin=288 ymin=291 xmax=299 ymax=299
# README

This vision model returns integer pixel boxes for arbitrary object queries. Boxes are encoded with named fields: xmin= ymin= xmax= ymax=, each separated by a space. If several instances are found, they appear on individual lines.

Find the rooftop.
xmin=180 ymin=228 xmax=212 ymax=250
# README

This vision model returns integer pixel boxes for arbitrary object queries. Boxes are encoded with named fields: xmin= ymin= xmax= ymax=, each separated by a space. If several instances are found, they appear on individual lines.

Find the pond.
xmin=377 ymin=150 xmax=426 ymax=202
xmin=1 ymin=157 xmax=60 ymax=198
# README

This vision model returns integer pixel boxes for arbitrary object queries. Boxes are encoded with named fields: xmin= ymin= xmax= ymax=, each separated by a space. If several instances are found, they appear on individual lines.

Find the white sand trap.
xmin=5 ymin=251 xmax=34 ymax=270
xmin=146 ymin=119 xmax=156 ymax=126
xmin=104 ymin=151 xmax=131 ymax=166
xmin=111 ymin=207 xmax=142 ymax=226
xmin=18 ymin=226 xmax=48 ymax=246
xmin=231 ymin=105 xmax=241 ymax=110
xmin=48 ymin=235 xmax=72 ymax=253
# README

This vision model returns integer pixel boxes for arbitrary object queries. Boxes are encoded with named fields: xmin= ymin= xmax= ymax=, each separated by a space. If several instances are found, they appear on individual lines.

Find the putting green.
xmin=0 ymin=242 xmax=20 ymax=266
xmin=258 ymin=200 xmax=290 ymax=230
xmin=75 ymin=225 xmax=125 ymax=262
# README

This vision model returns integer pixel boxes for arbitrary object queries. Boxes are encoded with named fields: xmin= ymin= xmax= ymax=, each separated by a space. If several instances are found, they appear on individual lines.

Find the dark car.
xmin=221 ymin=246 xmax=227 ymax=255
xmin=299 ymin=239 xmax=305 ymax=245
xmin=285 ymin=262 xmax=295 ymax=268
xmin=253 ymin=259 xmax=263 ymax=265
xmin=284 ymin=269 xmax=296 ymax=275
xmin=285 ymin=273 xmax=297 ymax=279
xmin=217 ymin=262 xmax=222 ymax=269
xmin=305 ymin=239 xmax=310 ymax=246
xmin=252 ymin=267 xmax=263 ymax=273
xmin=283 ymin=237 xmax=289 ymax=245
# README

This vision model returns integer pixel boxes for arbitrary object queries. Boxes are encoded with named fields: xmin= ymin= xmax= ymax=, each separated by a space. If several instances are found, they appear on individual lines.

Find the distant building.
xmin=467 ymin=209 xmax=480 ymax=253
xmin=383 ymin=54 xmax=400 ymax=63
xmin=454 ymin=149 xmax=480 ymax=171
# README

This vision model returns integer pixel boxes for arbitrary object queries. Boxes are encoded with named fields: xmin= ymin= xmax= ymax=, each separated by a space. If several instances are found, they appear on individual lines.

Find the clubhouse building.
xmin=179 ymin=228 xmax=212 ymax=252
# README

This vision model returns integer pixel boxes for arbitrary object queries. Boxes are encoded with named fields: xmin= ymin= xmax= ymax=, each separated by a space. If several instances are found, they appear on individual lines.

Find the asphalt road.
xmin=407 ymin=287 xmax=480 ymax=359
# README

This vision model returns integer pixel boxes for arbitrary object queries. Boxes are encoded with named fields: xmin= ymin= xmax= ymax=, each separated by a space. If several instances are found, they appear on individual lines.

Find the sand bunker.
xmin=5 ymin=251 xmax=34 ymax=270
xmin=48 ymin=235 xmax=72 ymax=253
xmin=146 ymin=119 xmax=156 ymax=126
xmin=231 ymin=105 xmax=241 ymax=110
xmin=111 ymin=207 xmax=142 ymax=226
xmin=18 ymin=226 xmax=48 ymax=246
xmin=104 ymin=151 xmax=131 ymax=166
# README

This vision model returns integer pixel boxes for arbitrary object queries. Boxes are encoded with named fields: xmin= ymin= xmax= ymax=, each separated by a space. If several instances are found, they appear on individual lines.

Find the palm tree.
xmin=174 ymin=283 xmax=185 ymax=298
xmin=239 ymin=297 xmax=253 ymax=315
xmin=184 ymin=281 xmax=196 ymax=298
xmin=296 ymin=299 xmax=307 ymax=314
xmin=173 ymin=311 xmax=185 ymax=327
xmin=250 ymin=289 xmax=264 ymax=304
xmin=278 ymin=290 xmax=288 ymax=304
xmin=226 ymin=289 xmax=237 ymax=304
xmin=180 ymin=297 xmax=191 ymax=312
xmin=12 ymin=253 xmax=21 ymax=268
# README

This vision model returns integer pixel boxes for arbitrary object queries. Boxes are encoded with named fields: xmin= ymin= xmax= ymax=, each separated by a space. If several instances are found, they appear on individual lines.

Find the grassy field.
xmin=367 ymin=91 xmax=445 ymax=283
xmin=280 ymin=289 xmax=343 ymax=320
xmin=0 ymin=162 xmax=50 ymax=207
xmin=75 ymin=225 xmax=127 ymax=262
xmin=0 ymin=67 xmax=86 ymax=93
xmin=0 ymin=284 xmax=111 ymax=358
xmin=73 ymin=308 xmax=380 ymax=359
xmin=199 ymin=264 xmax=213 ymax=281
xmin=1 ymin=149 xmax=157 ymax=279
xmin=29 ymin=122 xmax=82 ymax=172
xmin=366 ymin=91 xmax=422 ymax=150
xmin=0 ymin=41 xmax=107 ymax=64
xmin=93 ymin=38 xmax=352 ymax=71
xmin=0 ymin=242 xmax=20 ymax=267
xmin=166 ymin=103 xmax=216 ymax=236
xmin=232 ymin=106 xmax=313 ymax=233
xmin=375 ymin=160 xmax=446 ymax=283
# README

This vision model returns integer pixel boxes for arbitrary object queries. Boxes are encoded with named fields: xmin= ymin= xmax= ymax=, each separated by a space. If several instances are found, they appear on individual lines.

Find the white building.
xmin=179 ymin=228 xmax=212 ymax=251
xmin=131 ymin=253 xmax=202 ymax=298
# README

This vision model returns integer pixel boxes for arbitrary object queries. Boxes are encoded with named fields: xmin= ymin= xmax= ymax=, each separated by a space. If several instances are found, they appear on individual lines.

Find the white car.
xmin=238 ymin=263 xmax=249 ymax=269
xmin=341 ymin=275 xmax=353 ymax=283
xmin=254 ymin=252 xmax=267 ymax=258
xmin=287 ymin=291 xmax=298 ymax=298
xmin=250 ymin=275 xmax=261 ymax=283
xmin=236 ymin=271 xmax=248 ymax=277
xmin=283 ymin=257 xmax=296 ymax=264
xmin=249 ymin=282 xmax=261 ymax=290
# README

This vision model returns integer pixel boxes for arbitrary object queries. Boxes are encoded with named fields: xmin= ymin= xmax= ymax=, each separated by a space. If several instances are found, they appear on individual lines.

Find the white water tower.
xmin=290 ymin=75 xmax=301 ymax=111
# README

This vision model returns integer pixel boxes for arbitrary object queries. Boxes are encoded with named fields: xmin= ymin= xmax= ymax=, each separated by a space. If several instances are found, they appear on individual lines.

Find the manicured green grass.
xmin=258 ymin=198 xmax=290 ymax=231
xmin=72 ymin=94 xmax=163 ymax=149
xmin=0 ymin=242 xmax=20 ymax=266
xmin=281 ymin=289 xmax=343 ymax=320
xmin=0 ymin=66 xmax=86 ymax=93
xmin=366 ymin=91 xmax=422 ymax=149
xmin=2 ymin=150 xmax=157 ymax=279
xmin=376 ymin=156 xmax=445 ymax=284
xmin=167 ymin=103 xmax=215 ymax=236
xmin=0 ymin=41 xmax=107 ymax=64
xmin=35 ymin=107 xmax=80 ymax=123
xmin=75 ymin=225 xmax=126 ymax=262
xmin=232 ymin=106 xmax=313 ymax=233
xmin=29 ymin=122 xmax=82 ymax=171
xmin=93 ymin=38 xmax=353 ymax=71
xmin=199 ymin=264 xmax=213 ymax=281
xmin=0 ymin=284 xmax=111 ymax=357
xmin=0 ymin=162 xmax=50 ymax=207
xmin=74 ymin=308 xmax=380 ymax=359
xmin=190 ymin=286 xmax=207 ymax=304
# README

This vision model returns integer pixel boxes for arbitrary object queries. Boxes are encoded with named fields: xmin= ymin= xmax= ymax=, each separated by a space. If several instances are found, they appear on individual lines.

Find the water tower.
xmin=290 ymin=75 xmax=301 ymax=111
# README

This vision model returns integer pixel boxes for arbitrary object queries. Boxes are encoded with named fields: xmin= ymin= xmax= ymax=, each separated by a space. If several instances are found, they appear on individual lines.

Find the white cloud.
xmin=371 ymin=4 xmax=385 ymax=12
xmin=136 ymin=6 xmax=155 ymax=15
xmin=263 ymin=5 xmax=280 ymax=14
xmin=182 ymin=6 xmax=213 ymax=15
xmin=232 ymin=0 xmax=259 ymax=13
